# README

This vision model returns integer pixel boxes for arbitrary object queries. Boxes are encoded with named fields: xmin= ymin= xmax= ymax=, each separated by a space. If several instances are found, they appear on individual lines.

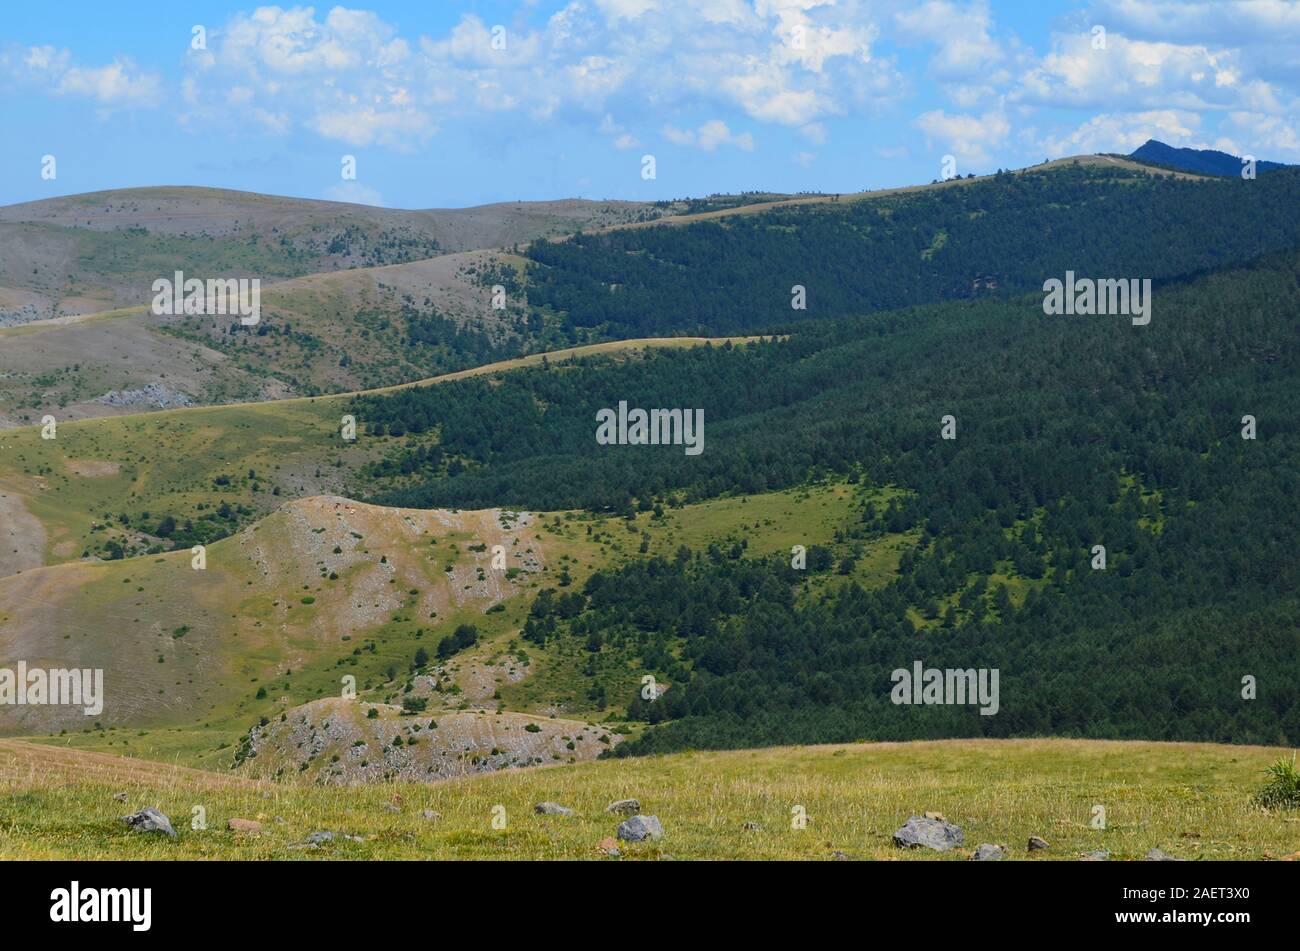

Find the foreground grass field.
xmin=2 ymin=738 xmax=1296 ymax=860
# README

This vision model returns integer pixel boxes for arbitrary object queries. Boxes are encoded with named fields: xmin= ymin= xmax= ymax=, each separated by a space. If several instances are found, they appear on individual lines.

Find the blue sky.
xmin=1 ymin=1 xmax=1297 ymax=208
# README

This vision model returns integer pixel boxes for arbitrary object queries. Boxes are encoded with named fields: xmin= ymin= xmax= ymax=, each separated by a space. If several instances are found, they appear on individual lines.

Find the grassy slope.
xmin=0 ymin=335 xmax=763 ymax=571
xmin=2 ymin=737 xmax=1295 ymax=860
xmin=3 ymin=481 xmax=869 ymax=767
xmin=0 ymin=154 xmax=1196 ymax=424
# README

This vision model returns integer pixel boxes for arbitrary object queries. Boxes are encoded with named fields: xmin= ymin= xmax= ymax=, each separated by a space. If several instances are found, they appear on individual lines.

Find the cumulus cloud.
xmin=9 ymin=0 xmax=1299 ymax=175
xmin=3 ymin=44 xmax=161 ymax=108
xmin=1015 ymin=27 xmax=1289 ymax=114
xmin=663 ymin=119 xmax=755 ymax=151
xmin=1035 ymin=109 xmax=1203 ymax=156
xmin=914 ymin=108 xmax=1010 ymax=163
xmin=895 ymin=1 xmax=1005 ymax=80
xmin=171 ymin=2 xmax=899 ymax=150
xmin=1220 ymin=109 xmax=1300 ymax=160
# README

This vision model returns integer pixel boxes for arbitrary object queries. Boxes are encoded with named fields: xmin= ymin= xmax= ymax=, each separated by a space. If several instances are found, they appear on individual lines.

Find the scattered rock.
xmin=303 ymin=830 xmax=363 ymax=846
xmin=1080 ymin=850 xmax=1110 ymax=861
xmin=94 ymin=382 xmax=195 ymax=410
xmin=227 ymin=818 xmax=263 ymax=833
xmin=971 ymin=843 xmax=1006 ymax=861
xmin=122 ymin=808 xmax=176 ymax=839
xmin=617 ymin=814 xmax=664 ymax=842
xmin=1027 ymin=835 xmax=1050 ymax=852
xmin=830 ymin=850 xmax=850 ymax=861
xmin=1144 ymin=848 xmax=1183 ymax=862
xmin=421 ymin=810 xmax=441 ymax=821
xmin=892 ymin=815 xmax=963 ymax=852
xmin=606 ymin=798 xmax=640 ymax=815
xmin=534 ymin=802 xmax=575 ymax=816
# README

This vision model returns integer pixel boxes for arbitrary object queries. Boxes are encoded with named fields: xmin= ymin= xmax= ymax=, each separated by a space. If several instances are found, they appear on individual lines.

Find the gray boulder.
xmin=534 ymin=802 xmax=575 ymax=816
xmin=617 ymin=814 xmax=664 ymax=842
xmin=971 ymin=843 xmax=1005 ymax=861
xmin=1144 ymin=848 xmax=1183 ymax=862
xmin=606 ymin=798 xmax=641 ymax=815
xmin=892 ymin=815 xmax=963 ymax=852
xmin=304 ymin=830 xmax=363 ymax=845
xmin=122 ymin=808 xmax=176 ymax=839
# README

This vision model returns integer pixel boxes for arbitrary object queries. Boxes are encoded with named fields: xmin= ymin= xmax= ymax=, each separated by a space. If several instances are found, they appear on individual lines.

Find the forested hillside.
xmin=522 ymin=163 xmax=1300 ymax=338
xmin=1129 ymin=139 xmax=1294 ymax=177
xmin=352 ymin=252 xmax=1300 ymax=752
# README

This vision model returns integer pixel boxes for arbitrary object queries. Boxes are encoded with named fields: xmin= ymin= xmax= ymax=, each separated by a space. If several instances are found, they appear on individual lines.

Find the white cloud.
xmin=174 ymin=2 xmax=897 ymax=150
xmin=895 ymin=1 xmax=1004 ymax=80
xmin=914 ymin=108 xmax=1010 ymax=163
xmin=663 ymin=119 xmax=755 ymax=151
xmin=310 ymin=106 xmax=434 ymax=149
xmin=4 ymin=45 xmax=160 ymax=108
xmin=1221 ymin=110 xmax=1300 ymax=160
xmin=1035 ymin=109 xmax=1203 ymax=156
xmin=594 ymin=0 xmax=661 ymax=21
xmin=1015 ymin=28 xmax=1289 ymax=114
xmin=1090 ymin=0 xmax=1300 ymax=45
xmin=600 ymin=113 xmax=641 ymax=149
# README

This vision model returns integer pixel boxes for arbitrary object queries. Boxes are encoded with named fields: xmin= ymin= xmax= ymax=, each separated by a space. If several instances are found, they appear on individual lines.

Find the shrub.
xmin=1254 ymin=753 xmax=1300 ymax=810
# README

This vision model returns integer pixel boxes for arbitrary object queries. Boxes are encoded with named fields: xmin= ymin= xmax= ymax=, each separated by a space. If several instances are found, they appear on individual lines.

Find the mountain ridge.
xmin=1129 ymin=138 xmax=1294 ymax=177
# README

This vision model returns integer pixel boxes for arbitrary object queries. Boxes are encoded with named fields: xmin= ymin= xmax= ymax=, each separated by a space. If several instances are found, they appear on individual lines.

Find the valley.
xmin=1 ymin=146 xmax=1298 ymax=863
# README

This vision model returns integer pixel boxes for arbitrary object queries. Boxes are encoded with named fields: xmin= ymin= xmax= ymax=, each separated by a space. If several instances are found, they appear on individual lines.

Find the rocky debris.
xmin=122 ymin=808 xmax=176 ymax=839
xmin=606 ymin=798 xmax=641 ymax=815
xmin=1080 ymin=850 xmax=1110 ymax=861
xmin=94 ymin=382 xmax=194 ymax=409
xmin=971 ymin=843 xmax=1006 ymax=861
xmin=238 ymin=697 xmax=618 ymax=786
xmin=892 ymin=815 xmax=963 ymax=852
xmin=301 ymin=830 xmax=364 ymax=847
xmin=421 ymin=810 xmax=441 ymax=821
xmin=1027 ymin=835 xmax=1050 ymax=852
xmin=227 ymin=818 xmax=263 ymax=833
xmin=1144 ymin=848 xmax=1183 ymax=862
xmin=534 ymin=802 xmax=575 ymax=816
xmin=830 ymin=850 xmax=850 ymax=861
xmin=617 ymin=814 xmax=664 ymax=842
